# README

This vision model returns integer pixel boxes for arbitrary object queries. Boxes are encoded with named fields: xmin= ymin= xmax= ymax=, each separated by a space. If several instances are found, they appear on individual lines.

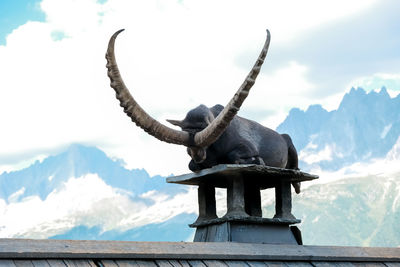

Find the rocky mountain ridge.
xmin=277 ymin=87 xmax=400 ymax=171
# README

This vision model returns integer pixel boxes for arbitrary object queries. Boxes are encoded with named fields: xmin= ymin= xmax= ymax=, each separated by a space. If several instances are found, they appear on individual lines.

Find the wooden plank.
xmin=315 ymin=263 xmax=389 ymax=267
xmin=223 ymin=260 xmax=250 ymax=267
xmin=167 ymin=260 xmax=183 ymax=267
xmin=284 ymin=262 xmax=313 ymax=267
xmin=187 ymin=261 xmax=207 ymax=267
xmin=134 ymin=260 xmax=157 ymax=267
xmin=202 ymin=260 xmax=227 ymax=267
xmin=384 ymin=263 xmax=400 ymax=267
xmin=0 ymin=260 xmax=16 ymax=267
xmin=85 ymin=260 xmax=97 ymax=267
xmin=245 ymin=261 xmax=266 ymax=267
xmin=0 ymin=239 xmax=399 ymax=262
xmin=264 ymin=262 xmax=287 ymax=267
xmin=31 ymin=261 xmax=51 ymax=267
xmin=311 ymin=263 xmax=355 ymax=267
xmin=114 ymin=260 xmax=140 ymax=267
xmin=177 ymin=260 xmax=191 ymax=267
xmin=100 ymin=260 xmax=119 ymax=267
xmin=61 ymin=260 xmax=96 ymax=267
xmin=45 ymin=260 xmax=67 ymax=267
xmin=153 ymin=260 xmax=172 ymax=267
xmin=353 ymin=263 xmax=388 ymax=267
xmin=62 ymin=260 xmax=75 ymax=267
xmin=14 ymin=261 xmax=34 ymax=267
xmin=72 ymin=260 xmax=94 ymax=267
xmin=205 ymin=225 xmax=218 ymax=242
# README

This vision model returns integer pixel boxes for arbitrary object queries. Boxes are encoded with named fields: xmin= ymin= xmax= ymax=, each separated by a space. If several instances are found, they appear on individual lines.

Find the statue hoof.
xmin=293 ymin=182 xmax=301 ymax=194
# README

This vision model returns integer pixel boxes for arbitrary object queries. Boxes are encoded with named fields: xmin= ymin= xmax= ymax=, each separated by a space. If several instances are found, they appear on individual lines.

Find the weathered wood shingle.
xmin=0 ymin=239 xmax=399 ymax=267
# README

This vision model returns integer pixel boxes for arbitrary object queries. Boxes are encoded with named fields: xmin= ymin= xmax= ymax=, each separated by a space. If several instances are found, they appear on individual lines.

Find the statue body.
xmin=170 ymin=104 xmax=298 ymax=174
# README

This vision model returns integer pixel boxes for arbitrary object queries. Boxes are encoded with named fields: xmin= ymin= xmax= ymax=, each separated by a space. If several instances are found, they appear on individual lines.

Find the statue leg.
xmin=227 ymin=142 xmax=262 ymax=165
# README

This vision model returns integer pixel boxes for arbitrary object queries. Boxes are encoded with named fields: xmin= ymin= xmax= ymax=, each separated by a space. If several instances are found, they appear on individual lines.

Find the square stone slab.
xmin=167 ymin=164 xmax=318 ymax=189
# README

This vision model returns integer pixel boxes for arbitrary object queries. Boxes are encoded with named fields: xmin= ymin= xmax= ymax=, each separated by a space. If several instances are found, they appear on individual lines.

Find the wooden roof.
xmin=0 ymin=239 xmax=399 ymax=267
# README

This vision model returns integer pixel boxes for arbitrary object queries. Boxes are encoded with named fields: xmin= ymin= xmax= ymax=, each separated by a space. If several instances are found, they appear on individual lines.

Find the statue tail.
xmin=281 ymin=134 xmax=301 ymax=194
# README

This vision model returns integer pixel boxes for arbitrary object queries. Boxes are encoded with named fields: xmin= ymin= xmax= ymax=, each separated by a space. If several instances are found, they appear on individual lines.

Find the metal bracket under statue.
xmin=167 ymin=164 xmax=318 ymax=245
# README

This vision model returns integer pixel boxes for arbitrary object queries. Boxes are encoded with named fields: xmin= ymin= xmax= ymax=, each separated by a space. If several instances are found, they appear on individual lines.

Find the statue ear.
xmin=166 ymin=119 xmax=183 ymax=128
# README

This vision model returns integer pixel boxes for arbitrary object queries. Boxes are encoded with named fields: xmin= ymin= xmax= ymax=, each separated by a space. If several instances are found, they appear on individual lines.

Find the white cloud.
xmin=8 ymin=188 xmax=26 ymax=203
xmin=40 ymin=0 xmax=102 ymax=36
xmin=304 ymin=139 xmax=400 ymax=188
xmin=300 ymin=144 xmax=334 ymax=165
xmin=312 ymin=216 xmax=320 ymax=223
xmin=348 ymin=73 xmax=400 ymax=96
xmin=393 ymin=183 xmax=400 ymax=212
xmin=386 ymin=136 xmax=400 ymax=161
xmin=299 ymin=139 xmax=345 ymax=165
xmin=381 ymin=124 xmax=393 ymax=139
xmin=0 ymin=154 xmax=47 ymax=175
xmin=0 ymin=0 xmax=380 ymax=176
xmin=253 ymin=61 xmax=316 ymax=128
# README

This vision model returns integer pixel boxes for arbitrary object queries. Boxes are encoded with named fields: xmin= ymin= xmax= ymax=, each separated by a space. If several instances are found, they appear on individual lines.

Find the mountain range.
xmin=0 ymin=144 xmax=180 ymax=202
xmin=0 ymin=87 xmax=399 ymax=246
xmin=277 ymin=87 xmax=400 ymax=171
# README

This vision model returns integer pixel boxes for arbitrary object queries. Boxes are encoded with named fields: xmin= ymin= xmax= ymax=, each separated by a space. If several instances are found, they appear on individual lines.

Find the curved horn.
xmin=106 ymin=29 xmax=190 ymax=145
xmin=194 ymin=30 xmax=271 ymax=147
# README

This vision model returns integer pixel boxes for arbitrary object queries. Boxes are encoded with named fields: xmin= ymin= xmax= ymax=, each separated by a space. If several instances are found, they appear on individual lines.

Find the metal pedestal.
xmin=167 ymin=164 xmax=318 ymax=245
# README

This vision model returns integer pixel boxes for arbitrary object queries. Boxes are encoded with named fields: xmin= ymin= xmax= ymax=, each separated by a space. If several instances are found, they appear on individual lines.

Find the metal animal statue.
xmin=106 ymin=29 xmax=301 ymax=193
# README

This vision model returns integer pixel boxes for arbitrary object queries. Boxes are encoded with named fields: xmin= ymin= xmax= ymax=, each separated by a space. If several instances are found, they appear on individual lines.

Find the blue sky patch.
xmin=0 ymin=0 xmax=45 ymax=45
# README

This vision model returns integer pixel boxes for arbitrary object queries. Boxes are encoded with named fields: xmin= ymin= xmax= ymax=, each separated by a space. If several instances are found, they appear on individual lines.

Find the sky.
xmin=1 ymin=0 xmax=400 ymax=176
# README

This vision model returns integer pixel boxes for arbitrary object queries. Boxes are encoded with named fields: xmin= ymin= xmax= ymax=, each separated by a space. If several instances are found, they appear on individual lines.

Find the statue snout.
xmin=187 ymin=147 xmax=207 ymax=163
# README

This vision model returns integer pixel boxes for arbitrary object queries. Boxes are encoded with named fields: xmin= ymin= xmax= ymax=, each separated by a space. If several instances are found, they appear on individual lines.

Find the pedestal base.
xmin=167 ymin=165 xmax=317 ymax=245
xmin=193 ymin=218 xmax=302 ymax=245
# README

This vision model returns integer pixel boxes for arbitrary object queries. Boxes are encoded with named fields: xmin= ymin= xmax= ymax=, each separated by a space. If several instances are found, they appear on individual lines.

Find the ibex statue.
xmin=106 ymin=29 xmax=301 ymax=193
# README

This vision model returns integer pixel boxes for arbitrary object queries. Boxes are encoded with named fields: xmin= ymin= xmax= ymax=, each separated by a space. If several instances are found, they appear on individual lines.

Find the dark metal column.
xmin=274 ymin=181 xmax=296 ymax=220
xmin=194 ymin=183 xmax=217 ymax=224
xmin=244 ymin=182 xmax=262 ymax=217
xmin=225 ymin=176 xmax=249 ymax=217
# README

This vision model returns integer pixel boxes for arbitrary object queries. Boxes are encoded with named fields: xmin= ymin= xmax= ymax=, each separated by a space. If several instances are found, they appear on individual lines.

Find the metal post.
xmin=244 ymin=182 xmax=262 ymax=217
xmin=225 ymin=176 xmax=249 ymax=217
xmin=274 ymin=181 xmax=296 ymax=220
xmin=194 ymin=183 xmax=217 ymax=224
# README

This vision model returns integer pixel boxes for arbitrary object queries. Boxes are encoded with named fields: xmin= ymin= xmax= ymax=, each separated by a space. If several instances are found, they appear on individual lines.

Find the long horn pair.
xmin=106 ymin=29 xmax=271 ymax=147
